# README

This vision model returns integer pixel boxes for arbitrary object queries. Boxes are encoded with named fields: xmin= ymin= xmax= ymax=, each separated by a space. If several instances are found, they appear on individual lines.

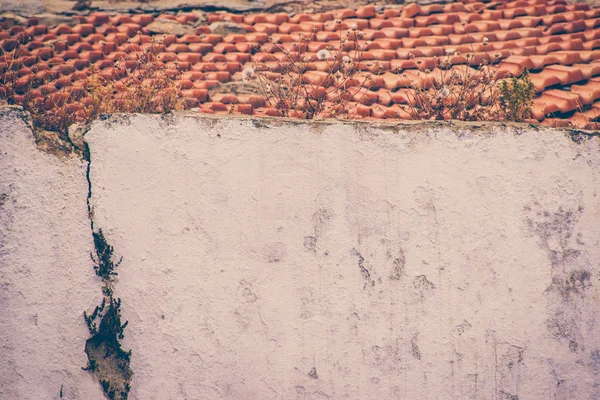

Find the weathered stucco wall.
xmin=0 ymin=109 xmax=103 ymax=399
xmin=1 ymin=109 xmax=600 ymax=400
xmin=85 ymin=115 xmax=600 ymax=400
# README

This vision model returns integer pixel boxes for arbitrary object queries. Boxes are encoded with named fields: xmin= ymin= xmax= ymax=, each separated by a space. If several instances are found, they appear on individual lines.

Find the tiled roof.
xmin=1 ymin=0 xmax=600 ymax=128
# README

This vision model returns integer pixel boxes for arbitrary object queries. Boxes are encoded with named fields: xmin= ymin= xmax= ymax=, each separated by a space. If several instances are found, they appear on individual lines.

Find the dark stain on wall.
xmin=525 ymin=202 xmax=592 ymax=354
xmin=413 ymin=275 xmax=435 ymax=291
xmin=546 ymin=310 xmax=584 ymax=352
xmin=390 ymin=249 xmax=406 ymax=281
xmin=410 ymin=334 xmax=422 ymax=360
xmin=496 ymin=343 xmax=524 ymax=400
xmin=303 ymin=236 xmax=317 ymax=253
xmin=353 ymin=249 xmax=375 ymax=289
xmin=312 ymin=208 xmax=333 ymax=239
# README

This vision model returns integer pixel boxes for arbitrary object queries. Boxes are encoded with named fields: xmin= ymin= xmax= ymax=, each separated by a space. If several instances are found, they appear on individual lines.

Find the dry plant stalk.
xmin=245 ymin=23 xmax=375 ymax=119
xmin=0 ymin=32 xmax=183 ymax=135
xmin=395 ymin=29 xmax=503 ymax=121
xmin=1 ymin=36 xmax=85 ymax=133
xmin=395 ymin=25 xmax=536 ymax=123
xmin=243 ymin=21 xmax=536 ymax=123
xmin=0 ymin=43 xmax=26 ymax=104
xmin=397 ymin=53 xmax=501 ymax=121
xmin=104 ymin=36 xmax=183 ymax=114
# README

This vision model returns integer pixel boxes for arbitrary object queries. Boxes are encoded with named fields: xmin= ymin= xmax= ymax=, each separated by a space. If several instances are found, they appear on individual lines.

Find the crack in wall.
xmin=82 ymin=140 xmax=133 ymax=400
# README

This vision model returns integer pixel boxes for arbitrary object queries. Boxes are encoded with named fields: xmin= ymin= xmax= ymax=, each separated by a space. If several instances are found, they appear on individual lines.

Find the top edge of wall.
xmin=91 ymin=110 xmax=600 ymax=143
xmin=2 ymin=106 xmax=599 ymax=146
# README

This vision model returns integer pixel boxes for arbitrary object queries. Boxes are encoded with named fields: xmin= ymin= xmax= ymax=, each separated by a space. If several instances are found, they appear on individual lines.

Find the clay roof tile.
xmin=2 ymin=1 xmax=600 ymax=125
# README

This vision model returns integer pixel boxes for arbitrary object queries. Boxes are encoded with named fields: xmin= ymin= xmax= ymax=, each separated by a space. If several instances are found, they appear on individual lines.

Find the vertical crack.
xmin=82 ymin=139 xmax=133 ymax=400
xmin=84 ymin=142 xmax=94 ymax=232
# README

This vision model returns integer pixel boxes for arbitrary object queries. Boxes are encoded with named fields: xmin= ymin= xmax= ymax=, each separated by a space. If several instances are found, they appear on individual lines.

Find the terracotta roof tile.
xmin=570 ymin=79 xmax=600 ymax=105
xmin=579 ymin=50 xmax=600 ymax=62
xmin=2 ymin=1 xmax=600 ymax=126
xmin=530 ymin=64 xmax=585 ymax=92
xmin=393 ymin=6 xmax=416 ymax=20
xmin=532 ymin=89 xmax=583 ymax=119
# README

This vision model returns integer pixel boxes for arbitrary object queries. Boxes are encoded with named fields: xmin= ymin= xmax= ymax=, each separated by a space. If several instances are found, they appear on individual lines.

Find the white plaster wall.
xmin=85 ymin=115 xmax=600 ymax=400
xmin=0 ymin=109 xmax=103 ymax=399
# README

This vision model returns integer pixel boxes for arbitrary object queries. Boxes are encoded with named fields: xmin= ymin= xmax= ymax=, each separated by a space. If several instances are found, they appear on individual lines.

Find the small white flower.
xmin=242 ymin=67 xmax=255 ymax=81
xmin=317 ymin=49 xmax=331 ymax=60
xmin=438 ymin=86 xmax=450 ymax=99
xmin=342 ymin=55 xmax=351 ymax=63
xmin=483 ymin=37 xmax=489 ymax=43
xmin=349 ymin=23 xmax=358 ymax=30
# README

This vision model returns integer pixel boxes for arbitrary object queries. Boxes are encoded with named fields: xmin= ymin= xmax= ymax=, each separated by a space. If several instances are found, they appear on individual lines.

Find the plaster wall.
xmin=1 ymin=109 xmax=600 ymax=400
xmin=85 ymin=115 xmax=600 ymax=400
xmin=0 ymin=109 xmax=103 ymax=400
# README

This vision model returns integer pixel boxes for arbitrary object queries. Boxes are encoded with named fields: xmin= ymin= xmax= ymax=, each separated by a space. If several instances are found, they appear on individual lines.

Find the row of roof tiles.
xmin=1 ymin=0 xmax=599 ymax=129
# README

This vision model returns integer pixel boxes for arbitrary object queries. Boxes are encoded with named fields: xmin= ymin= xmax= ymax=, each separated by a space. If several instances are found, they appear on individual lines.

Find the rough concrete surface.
xmin=0 ymin=109 xmax=103 ymax=400
xmin=84 ymin=114 xmax=600 ymax=400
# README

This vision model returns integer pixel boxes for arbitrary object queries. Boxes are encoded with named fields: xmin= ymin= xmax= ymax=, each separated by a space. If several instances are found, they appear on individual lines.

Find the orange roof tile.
xmin=1 ymin=0 xmax=600 ymax=128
